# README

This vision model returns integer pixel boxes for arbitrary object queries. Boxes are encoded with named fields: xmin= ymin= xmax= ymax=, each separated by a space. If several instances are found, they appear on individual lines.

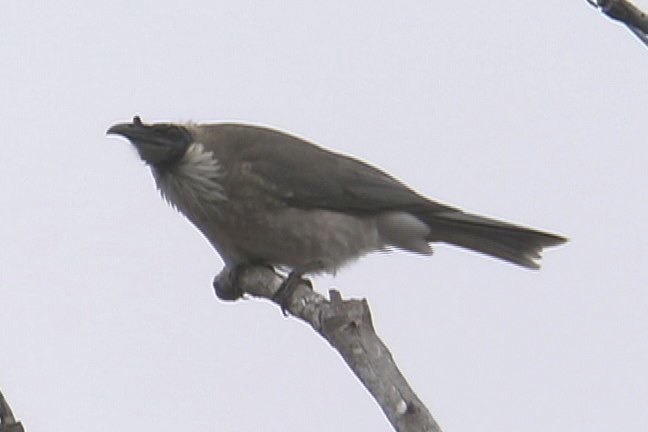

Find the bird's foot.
xmin=272 ymin=271 xmax=312 ymax=316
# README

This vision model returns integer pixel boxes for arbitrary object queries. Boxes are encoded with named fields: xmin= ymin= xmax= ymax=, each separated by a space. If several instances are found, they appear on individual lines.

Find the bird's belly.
xmin=203 ymin=207 xmax=383 ymax=274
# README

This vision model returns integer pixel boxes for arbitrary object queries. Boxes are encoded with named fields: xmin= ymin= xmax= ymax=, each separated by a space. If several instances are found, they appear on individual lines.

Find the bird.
xmin=108 ymin=116 xmax=566 ymax=304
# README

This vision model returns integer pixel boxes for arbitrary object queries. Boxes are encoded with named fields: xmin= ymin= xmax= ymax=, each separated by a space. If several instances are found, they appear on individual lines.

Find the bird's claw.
xmin=272 ymin=272 xmax=312 ymax=316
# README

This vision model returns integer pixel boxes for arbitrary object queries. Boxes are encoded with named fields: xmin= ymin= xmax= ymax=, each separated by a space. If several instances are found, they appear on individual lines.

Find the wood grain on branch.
xmin=213 ymin=266 xmax=443 ymax=432
xmin=587 ymin=0 xmax=648 ymax=46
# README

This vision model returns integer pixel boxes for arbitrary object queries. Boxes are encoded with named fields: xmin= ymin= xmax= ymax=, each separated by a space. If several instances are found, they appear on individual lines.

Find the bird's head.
xmin=107 ymin=116 xmax=193 ymax=167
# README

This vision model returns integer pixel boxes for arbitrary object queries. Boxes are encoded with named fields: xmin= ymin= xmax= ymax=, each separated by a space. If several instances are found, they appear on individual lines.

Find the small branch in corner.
xmin=586 ymin=0 xmax=648 ymax=47
xmin=0 ymin=388 xmax=24 ymax=432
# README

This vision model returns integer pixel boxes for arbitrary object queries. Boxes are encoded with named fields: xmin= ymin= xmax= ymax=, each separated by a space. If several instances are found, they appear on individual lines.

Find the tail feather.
xmin=421 ymin=211 xmax=566 ymax=269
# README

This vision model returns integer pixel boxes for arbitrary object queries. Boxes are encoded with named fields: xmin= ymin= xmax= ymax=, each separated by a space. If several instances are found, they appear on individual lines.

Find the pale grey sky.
xmin=1 ymin=1 xmax=647 ymax=431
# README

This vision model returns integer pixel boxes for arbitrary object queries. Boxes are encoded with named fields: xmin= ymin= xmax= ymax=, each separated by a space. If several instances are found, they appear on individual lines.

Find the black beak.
xmin=107 ymin=115 xmax=147 ymax=140
xmin=106 ymin=116 xmax=192 ymax=166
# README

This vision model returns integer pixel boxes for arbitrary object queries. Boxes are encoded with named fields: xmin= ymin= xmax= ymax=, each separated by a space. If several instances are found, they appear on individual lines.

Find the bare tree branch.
xmin=213 ymin=266 xmax=443 ymax=432
xmin=586 ymin=0 xmax=648 ymax=46
xmin=0 ymin=388 xmax=24 ymax=432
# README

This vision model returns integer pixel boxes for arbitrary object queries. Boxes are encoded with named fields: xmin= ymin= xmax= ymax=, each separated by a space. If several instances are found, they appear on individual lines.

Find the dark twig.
xmin=214 ymin=266 xmax=443 ymax=432
xmin=0 ymin=388 xmax=24 ymax=432
xmin=586 ymin=0 xmax=648 ymax=46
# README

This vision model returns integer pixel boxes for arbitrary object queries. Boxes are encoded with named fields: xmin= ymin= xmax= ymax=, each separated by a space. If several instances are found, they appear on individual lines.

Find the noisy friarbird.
xmin=108 ymin=116 xmax=565 ymax=304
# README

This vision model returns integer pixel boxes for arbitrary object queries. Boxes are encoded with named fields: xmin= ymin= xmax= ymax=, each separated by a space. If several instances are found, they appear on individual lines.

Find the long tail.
xmin=420 ymin=211 xmax=566 ymax=269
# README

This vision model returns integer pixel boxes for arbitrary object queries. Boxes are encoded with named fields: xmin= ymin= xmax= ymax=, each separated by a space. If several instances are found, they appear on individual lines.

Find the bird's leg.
xmin=272 ymin=270 xmax=312 ymax=316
